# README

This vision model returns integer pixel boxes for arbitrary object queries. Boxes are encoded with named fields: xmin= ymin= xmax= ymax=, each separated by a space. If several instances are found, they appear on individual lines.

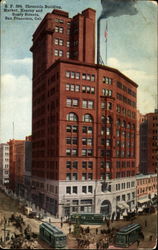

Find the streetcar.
xmin=114 ymin=223 xmax=142 ymax=247
xmin=70 ymin=213 xmax=104 ymax=225
xmin=39 ymin=222 xmax=66 ymax=248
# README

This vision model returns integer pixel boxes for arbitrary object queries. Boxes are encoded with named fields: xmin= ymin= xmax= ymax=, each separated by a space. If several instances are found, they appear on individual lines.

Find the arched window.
xmin=83 ymin=114 xmax=93 ymax=122
xmin=66 ymin=112 xmax=78 ymax=121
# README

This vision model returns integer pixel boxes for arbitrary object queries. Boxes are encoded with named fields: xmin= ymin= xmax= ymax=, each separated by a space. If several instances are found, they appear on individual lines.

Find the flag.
xmin=104 ymin=21 xmax=108 ymax=41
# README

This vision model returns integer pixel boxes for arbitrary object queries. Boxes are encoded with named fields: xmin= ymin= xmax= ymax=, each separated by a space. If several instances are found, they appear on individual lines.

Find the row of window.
xmin=116 ymin=192 xmax=135 ymax=202
xmin=66 ymin=173 xmax=93 ymax=181
xmin=117 ymin=81 xmax=136 ymax=98
xmin=54 ymin=49 xmax=70 ymax=58
xmin=116 ymin=171 xmax=135 ymax=178
xmin=55 ymin=26 xmax=70 ymax=34
xmin=66 ymin=113 xmax=93 ymax=122
xmin=66 ymin=186 xmax=93 ymax=194
xmin=66 ymin=161 xmax=93 ymax=169
xmin=103 ymin=76 xmax=112 ymax=84
xmin=117 ymin=93 xmax=136 ymax=108
xmin=66 ymin=84 xmax=95 ymax=94
xmin=66 ymin=98 xmax=94 ymax=109
xmin=66 ymin=149 xmax=93 ymax=156
xmin=116 ymin=181 xmax=135 ymax=191
xmin=66 ymin=137 xmax=93 ymax=146
xmin=65 ymin=71 xmax=95 ymax=81
xmin=116 ymin=105 xmax=136 ymax=119
xmin=116 ymin=161 xmax=135 ymax=168
xmin=66 ymin=125 xmax=93 ymax=134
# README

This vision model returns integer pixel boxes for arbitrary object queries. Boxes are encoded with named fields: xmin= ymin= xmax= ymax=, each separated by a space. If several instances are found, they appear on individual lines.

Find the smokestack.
xmin=97 ymin=0 xmax=138 ymax=65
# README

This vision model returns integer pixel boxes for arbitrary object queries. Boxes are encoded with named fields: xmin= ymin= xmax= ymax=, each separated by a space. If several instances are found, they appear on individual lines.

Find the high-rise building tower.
xmin=140 ymin=110 xmax=158 ymax=174
xmin=31 ymin=8 xmax=137 ymax=217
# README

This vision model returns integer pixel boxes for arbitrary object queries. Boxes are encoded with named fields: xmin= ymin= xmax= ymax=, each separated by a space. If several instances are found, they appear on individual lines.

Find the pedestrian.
xmin=60 ymin=222 xmax=63 ymax=228
xmin=96 ymin=241 xmax=99 ymax=250
xmin=69 ymin=226 xmax=71 ymax=234
xmin=145 ymin=219 xmax=147 ymax=227
xmin=149 ymin=235 xmax=153 ymax=241
xmin=96 ymin=228 xmax=98 ymax=234
xmin=136 ymin=239 xmax=140 ymax=247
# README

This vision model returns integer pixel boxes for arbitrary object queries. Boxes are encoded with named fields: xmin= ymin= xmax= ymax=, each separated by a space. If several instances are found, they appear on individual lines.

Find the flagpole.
xmin=104 ymin=20 xmax=108 ymax=65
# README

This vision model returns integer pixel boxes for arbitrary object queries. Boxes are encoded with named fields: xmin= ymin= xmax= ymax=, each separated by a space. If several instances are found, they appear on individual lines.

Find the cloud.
xmin=108 ymin=57 xmax=156 ymax=114
xmin=10 ymin=57 xmax=32 ymax=65
xmin=1 ymin=74 xmax=32 ymax=142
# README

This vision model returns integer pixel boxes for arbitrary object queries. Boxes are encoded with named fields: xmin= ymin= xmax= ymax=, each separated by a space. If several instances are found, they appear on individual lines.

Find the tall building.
xmin=0 ymin=143 xmax=9 ymax=186
xmin=31 ymin=8 xmax=138 ymax=217
xmin=140 ymin=110 xmax=158 ymax=174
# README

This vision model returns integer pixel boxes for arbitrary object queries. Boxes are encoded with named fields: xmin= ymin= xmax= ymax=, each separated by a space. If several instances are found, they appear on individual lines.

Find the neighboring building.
xmin=136 ymin=174 xmax=157 ymax=207
xmin=140 ymin=110 xmax=158 ymax=174
xmin=8 ymin=140 xmax=25 ymax=192
xmin=136 ymin=111 xmax=144 ymax=174
xmin=0 ymin=143 xmax=9 ymax=186
xmin=30 ymin=8 xmax=138 ymax=217
xmin=24 ymin=136 xmax=32 ymax=201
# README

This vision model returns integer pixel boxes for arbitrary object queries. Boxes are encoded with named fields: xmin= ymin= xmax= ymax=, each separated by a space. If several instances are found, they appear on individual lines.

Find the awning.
xmin=117 ymin=201 xmax=129 ymax=209
xmin=138 ymin=198 xmax=150 ymax=204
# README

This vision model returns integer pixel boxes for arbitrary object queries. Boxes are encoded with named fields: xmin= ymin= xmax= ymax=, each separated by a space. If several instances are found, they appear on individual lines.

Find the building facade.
xmin=8 ymin=140 xmax=25 ymax=192
xmin=31 ymin=8 xmax=138 ymax=217
xmin=136 ymin=174 xmax=157 ymax=207
xmin=0 ymin=143 xmax=9 ymax=186
xmin=140 ymin=110 xmax=158 ymax=174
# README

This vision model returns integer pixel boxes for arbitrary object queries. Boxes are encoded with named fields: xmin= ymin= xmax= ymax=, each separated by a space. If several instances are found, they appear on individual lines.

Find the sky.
xmin=0 ymin=0 xmax=157 ymax=142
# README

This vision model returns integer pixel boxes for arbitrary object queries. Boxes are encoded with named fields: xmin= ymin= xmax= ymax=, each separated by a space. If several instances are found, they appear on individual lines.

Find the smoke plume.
xmin=100 ymin=0 xmax=138 ymax=19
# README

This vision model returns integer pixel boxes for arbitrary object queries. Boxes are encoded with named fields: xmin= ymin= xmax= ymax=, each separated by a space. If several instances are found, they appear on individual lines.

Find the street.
xmin=0 ymin=188 xmax=157 ymax=249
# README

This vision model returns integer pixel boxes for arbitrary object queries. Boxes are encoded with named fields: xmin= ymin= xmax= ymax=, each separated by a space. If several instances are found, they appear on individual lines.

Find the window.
xmin=66 ymin=149 xmax=71 ymax=156
xmin=83 ymin=114 xmax=93 ymax=122
xmin=66 ymin=52 xmax=70 ymax=58
xmin=82 ymin=126 xmax=93 ymax=133
xmin=67 ymin=41 xmax=70 ymax=47
xmin=59 ymin=39 xmax=64 ymax=45
xmin=72 ymin=173 xmax=78 ymax=180
xmin=66 ymin=173 xmax=71 ymax=180
xmin=66 ymin=186 xmax=71 ymax=194
xmin=82 ymin=100 xmax=94 ymax=109
xmin=82 ymin=149 xmax=93 ymax=156
xmin=66 ymin=161 xmax=71 ymax=169
xmin=73 ymin=161 xmax=78 ymax=169
xmin=54 ymin=49 xmax=58 ymax=56
xmin=66 ymin=112 xmax=78 ymax=121
xmin=59 ymin=27 xmax=64 ymax=33
xmin=82 ymin=86 xmax=95 ymax=94
xmin=88 ymin=161 xmax=93 ymax=169
xmin=82 ymin=186 xmax=87 ymax=193
xmin=72 ymin=186 xmax=77 ymax=194
xmin=102 ymin=89 xmax=112 ymax=97
xmin=72 ymin=149 xmax=78 ymax=156
xmin=82 ymin=161 xmax=87 ymax=168
xmin=88 ymin=173 xmax=93 ymax=180
xmin=82 ymin=173 xmax=87 ymax=180
xmin=66 ymin=125 xmax=78 ymax=132
xmin=88 ymin=186 xmax=93 ymax=193
xmin=103 ymin=76 xmax=112 ymax=84
xmin=76 ymin=72 xmax=80 ymax=79
xmin=91 ymin=75 xmax=95 ymax=81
